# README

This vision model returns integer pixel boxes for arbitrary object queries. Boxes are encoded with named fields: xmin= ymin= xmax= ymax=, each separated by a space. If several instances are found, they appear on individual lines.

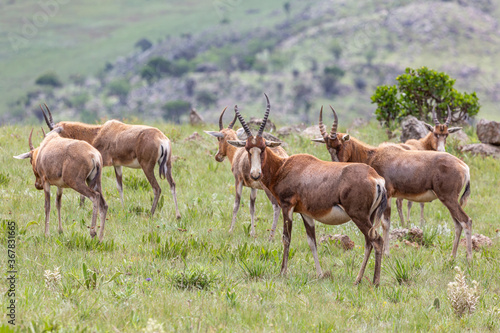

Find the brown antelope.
xmin=204 ymin=105 xmax=288 ymax=238
xmin=228 ymin=97 xmax=387 ymax=285
xmin=40 ymin=105 xmax=180 ymax=218
xmin=14 ymin=128 xmax=108 ymax=241
xmin=396 ymin=106 xmax=463 ymax=227
xmin=313 ymin=106 xmax=472 ymax=260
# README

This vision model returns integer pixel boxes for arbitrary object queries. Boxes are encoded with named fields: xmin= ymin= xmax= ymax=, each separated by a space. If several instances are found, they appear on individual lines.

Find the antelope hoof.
xmin=319 ymin=271 xmax=331 ymax=279
xmin=90 ymin=228 xmax=97 ymax=238
xmin=176 ymin=214 xmax=181 ymax=220
xmin=58 ymin=229 xmax=64 ymax=234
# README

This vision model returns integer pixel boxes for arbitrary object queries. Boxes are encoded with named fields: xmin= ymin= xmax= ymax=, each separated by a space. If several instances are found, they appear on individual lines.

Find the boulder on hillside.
xmin=236 ymin=128 xmax=284 ymax=145
xmin=460 ymin=234 xmax=493 ymax=251
xmin=461 ymin=143 xmax=500 ymax=158
xmin=189 ymin=108 xmax=204 ymax=126
xmin=248 ymin=117 xmax=276 ymax=133
xmin=477 ymin=119 xmax=500 ymax=145
xmin=400 ymin=116 xmax=429 ymax=143
xmin=301 ymin=125 xmax=322 ymax=139
xmin=276 ymin=124 xmax=307 ymax=137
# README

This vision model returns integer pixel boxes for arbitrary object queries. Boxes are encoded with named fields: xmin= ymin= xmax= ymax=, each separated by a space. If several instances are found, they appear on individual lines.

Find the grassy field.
xmin=1 ymin=121 xmax=500 ymax=331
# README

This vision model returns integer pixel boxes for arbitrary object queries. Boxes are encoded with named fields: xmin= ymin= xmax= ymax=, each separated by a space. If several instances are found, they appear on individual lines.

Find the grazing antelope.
xmin=40 ymin=105 xmax=180 ymax=218
xmin=396 ymin=106 xmax=463 ymax=227
xmin=14 ymin=128 xmax=108 ymax=241
xmin=313 ymin=106 xmax=472 ymax=260
xmin=228 ymin=97 xmax=387 ymax=285
xmin=204 ymin=106 xmax=288 ymax=238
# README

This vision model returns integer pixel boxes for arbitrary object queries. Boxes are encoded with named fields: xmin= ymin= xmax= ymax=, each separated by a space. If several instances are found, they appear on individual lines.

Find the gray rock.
xmin=460 ymin=234 xmax=493 ymax=251
xmin=236 ymin=128 xmax=283 ymax=143
xmin=189 ymin=109 xmax=204 ymax=126
xmin=461 ymin=143 xmax=500 ymax=158
xmin=248 ymin=117 xmax=276 ymax=132
xmin=477 ymin=119 xmax=500 ymax=145
xmin=276 ymin=124 xmax=306 ymax=137
xmin=301 ymin=125 xmax=322 ymax=139
xmin=400 ymin=116 xmax=429 ymax=143
xmin=319 ymin=234 xmax=355 ymax=250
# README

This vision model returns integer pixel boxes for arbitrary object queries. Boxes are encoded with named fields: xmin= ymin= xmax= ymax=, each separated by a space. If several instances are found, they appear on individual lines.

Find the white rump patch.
xmin=317 ymin=205 xmax=351 ymax=225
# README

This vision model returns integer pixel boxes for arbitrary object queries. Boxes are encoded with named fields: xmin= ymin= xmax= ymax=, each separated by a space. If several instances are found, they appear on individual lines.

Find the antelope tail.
xmin=158 ymin=140 xmax=171 ymax=180
xmin=368 ymin=182 xmax=388 ymax=239
xmin=460 ymin=180 xmax=470 ymax=207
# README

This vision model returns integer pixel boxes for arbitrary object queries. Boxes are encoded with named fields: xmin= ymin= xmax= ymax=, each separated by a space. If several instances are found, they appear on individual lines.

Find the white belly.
xmin=120 ymin=158 xmax=141 ymax=169
xmin=49 ymin=177 xmax=66 ymax=187
xmin=399 ymin=190 xmax=437 ymax=203
xmin=316 ymin=205 xmax=351 ymax=225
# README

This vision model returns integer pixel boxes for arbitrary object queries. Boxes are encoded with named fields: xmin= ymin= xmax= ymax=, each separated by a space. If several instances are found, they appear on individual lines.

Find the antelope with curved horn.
xmin=14 ymin=128 xmax=108 ymax=241
xmin=396 ymin=105 xmax=463 ymax=227
xmin=228 ymin=96 xmax=387 ymax=285
xmin=205 ymin=104 xmax=288 ymax=238
xmin=40 ymin=104 xmax=180 ymax=218
xmin=313 ymin=106 xmax=473 ymax=260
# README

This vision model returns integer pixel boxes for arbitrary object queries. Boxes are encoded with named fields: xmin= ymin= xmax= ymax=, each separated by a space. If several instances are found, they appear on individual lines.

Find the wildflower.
xmin=142 ymin=318 xmax=165 ymax=333
xmin=146 ymin=278 xmax=152 ymax=282
xmin=44 ymin=267 xmax=62 ymax=290
xmin=447 ymin=266 xmax=480 ymax=317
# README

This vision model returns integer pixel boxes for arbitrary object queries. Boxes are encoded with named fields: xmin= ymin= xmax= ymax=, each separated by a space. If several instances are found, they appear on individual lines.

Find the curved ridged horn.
xmin=41 ymin=127 xmax=46 ymax=138
xmin=329 ymin=105 xmax=338 ymax=139
xmin=218 ymin=107 xmax=228 ymax=130
xmin=40 ymin=104 xmax=54 ymax=130
xmin=319 ymin=106 xmax=327 ymax=139
xmin=445 ymin=105 xmax=452 ymax=126
xmin=431 ymin=104 xmax=439 ymax=126
xmin=257 ymin=93 xmax=271 ymax=137
xmin=234 ymin=105 xmax=252 ymax=137
xmin=227 ymin=113 xmax=237 ymax=130
xmin=28 ymin=128 xmax=34 ymax=151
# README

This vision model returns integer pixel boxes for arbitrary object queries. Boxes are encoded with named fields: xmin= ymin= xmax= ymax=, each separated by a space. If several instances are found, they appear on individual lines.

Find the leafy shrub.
xmin=372 ymin=67 xmax=480 ymax=129
xmin=321 ymin=66 xmax=345 ymax=96
xmin=107 ymin=79 xmax=131 ymax=102
xmin=35 ymin=72 xmax=62 ymax=87
xmin=68 ymin=92 xmax=90 ymax=109
xmin=162 ymin=100 xmax=191 ymax=123
xmin=135 ymin=38 xmax=153 ymax=52
xmin=196 ymin=90 xmax=217 ymax=107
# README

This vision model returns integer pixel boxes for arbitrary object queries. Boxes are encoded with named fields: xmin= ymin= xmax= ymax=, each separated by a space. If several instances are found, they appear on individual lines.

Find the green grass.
xmin=1 ymin=121 xmax=499 ymax=331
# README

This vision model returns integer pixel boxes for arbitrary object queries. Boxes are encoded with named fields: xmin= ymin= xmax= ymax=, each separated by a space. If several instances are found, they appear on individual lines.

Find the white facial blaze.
xmin=437 ymin=138 xmax=446 ymax=152
xmin=249 ymin=147 xmax=262 ymax=180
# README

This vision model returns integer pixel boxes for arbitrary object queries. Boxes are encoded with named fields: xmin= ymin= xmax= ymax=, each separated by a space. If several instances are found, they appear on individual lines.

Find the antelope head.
xmin=13 ymin=129 xmax=43 ymax=190
xmin=422 ymin=105 xmax=462 ymax=152
xmin=312 ymin=106 xmax=350 ymax=162
xmin=227 ymin=94 xmax=281 ymax=180
xmin=204 ymin=107 xmax=238 ymax=162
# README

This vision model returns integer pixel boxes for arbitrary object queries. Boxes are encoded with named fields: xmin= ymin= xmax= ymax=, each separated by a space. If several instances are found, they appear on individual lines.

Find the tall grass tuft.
xmin=169 ymin=266 xmax=218 ymax=290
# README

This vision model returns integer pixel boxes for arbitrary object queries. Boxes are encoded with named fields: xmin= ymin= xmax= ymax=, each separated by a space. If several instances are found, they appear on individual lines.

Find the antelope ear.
xmin=13 ymin=152 xmax=32 ymax=160
xmin=311 ymin=138 xmax=325 ymax=143
xmin=342 ymin=134 xmax=350 ymax=141
xmin=448 ymin=127 xmax=462 ymax=134
xmin=423 ymin=123 xmax=434 ymax=132
xmin=227 ymin=140 xmax=246 ymax=148
xmin=265 ymin=141 xmax=282 ymax=147
xmin=204 ymin=131 xmax=224 ymax=138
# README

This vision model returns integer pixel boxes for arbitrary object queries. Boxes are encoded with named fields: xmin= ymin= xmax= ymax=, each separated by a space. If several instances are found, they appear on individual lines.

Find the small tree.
xmin=162 ymin=100 xmax=191 ymax=123
xmin=134 ymin=38 xmax=153 ymax=52
xmin=321 ymin=66 xmax=345 ymax=96
xmin=107 ymin=79 xmax=131 ymax=104
xmin=35 ymin=72 xmax=62 ymax=87
xmin=372 ymin=67 xmax=480 ymax=129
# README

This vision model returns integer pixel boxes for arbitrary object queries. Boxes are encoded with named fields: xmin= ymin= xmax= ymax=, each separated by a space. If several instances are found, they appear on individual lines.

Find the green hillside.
xmin=2 ymin=0 xmax=500 ymax=125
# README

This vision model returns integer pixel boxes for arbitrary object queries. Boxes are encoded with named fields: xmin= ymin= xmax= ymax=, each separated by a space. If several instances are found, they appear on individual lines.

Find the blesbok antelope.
xmin=228 ymin=97 xmax=387 ymax=285
xmin=396 ymin=106 xmax=463 ymax=227
xmin=313 ymin=106 xmax=472 ymax=259
xmin=14 ymin=128 xmax=108 ymax=241
xmin=40 ymin=104 xmax=180 ymax=218
xmin=204 ymin=105 xmax=288 ymax=238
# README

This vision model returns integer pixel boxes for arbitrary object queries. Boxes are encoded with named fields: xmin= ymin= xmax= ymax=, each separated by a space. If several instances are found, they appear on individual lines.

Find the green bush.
xmin=196 ymin=90 xmax=217 ymax=107
xmin=134 ymin=38 xmax=153 ymax=52
xmin=372 ymin=67 xmax=480 ymax=129
xmin=321 ymin=66 xmax=345 ymax=96
xmin=35 ymin=72 xmax=63 ymax=87
xmin=162 ymin=100 xmax=191 ymax=123
xmin=107 ymin=79 xmax=130 ymax=101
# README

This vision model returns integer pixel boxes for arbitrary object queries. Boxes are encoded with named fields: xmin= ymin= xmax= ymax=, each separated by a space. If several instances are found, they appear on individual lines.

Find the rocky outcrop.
xmin=477 ymin=119 xmax=500 ymax=145
xmin=400 ymin=116 xmax=429 ymax=142
xmin=461 ymin=143 xmax=500 ymax=158
xmin=460 ymin=234 xmax=493 ymax=251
